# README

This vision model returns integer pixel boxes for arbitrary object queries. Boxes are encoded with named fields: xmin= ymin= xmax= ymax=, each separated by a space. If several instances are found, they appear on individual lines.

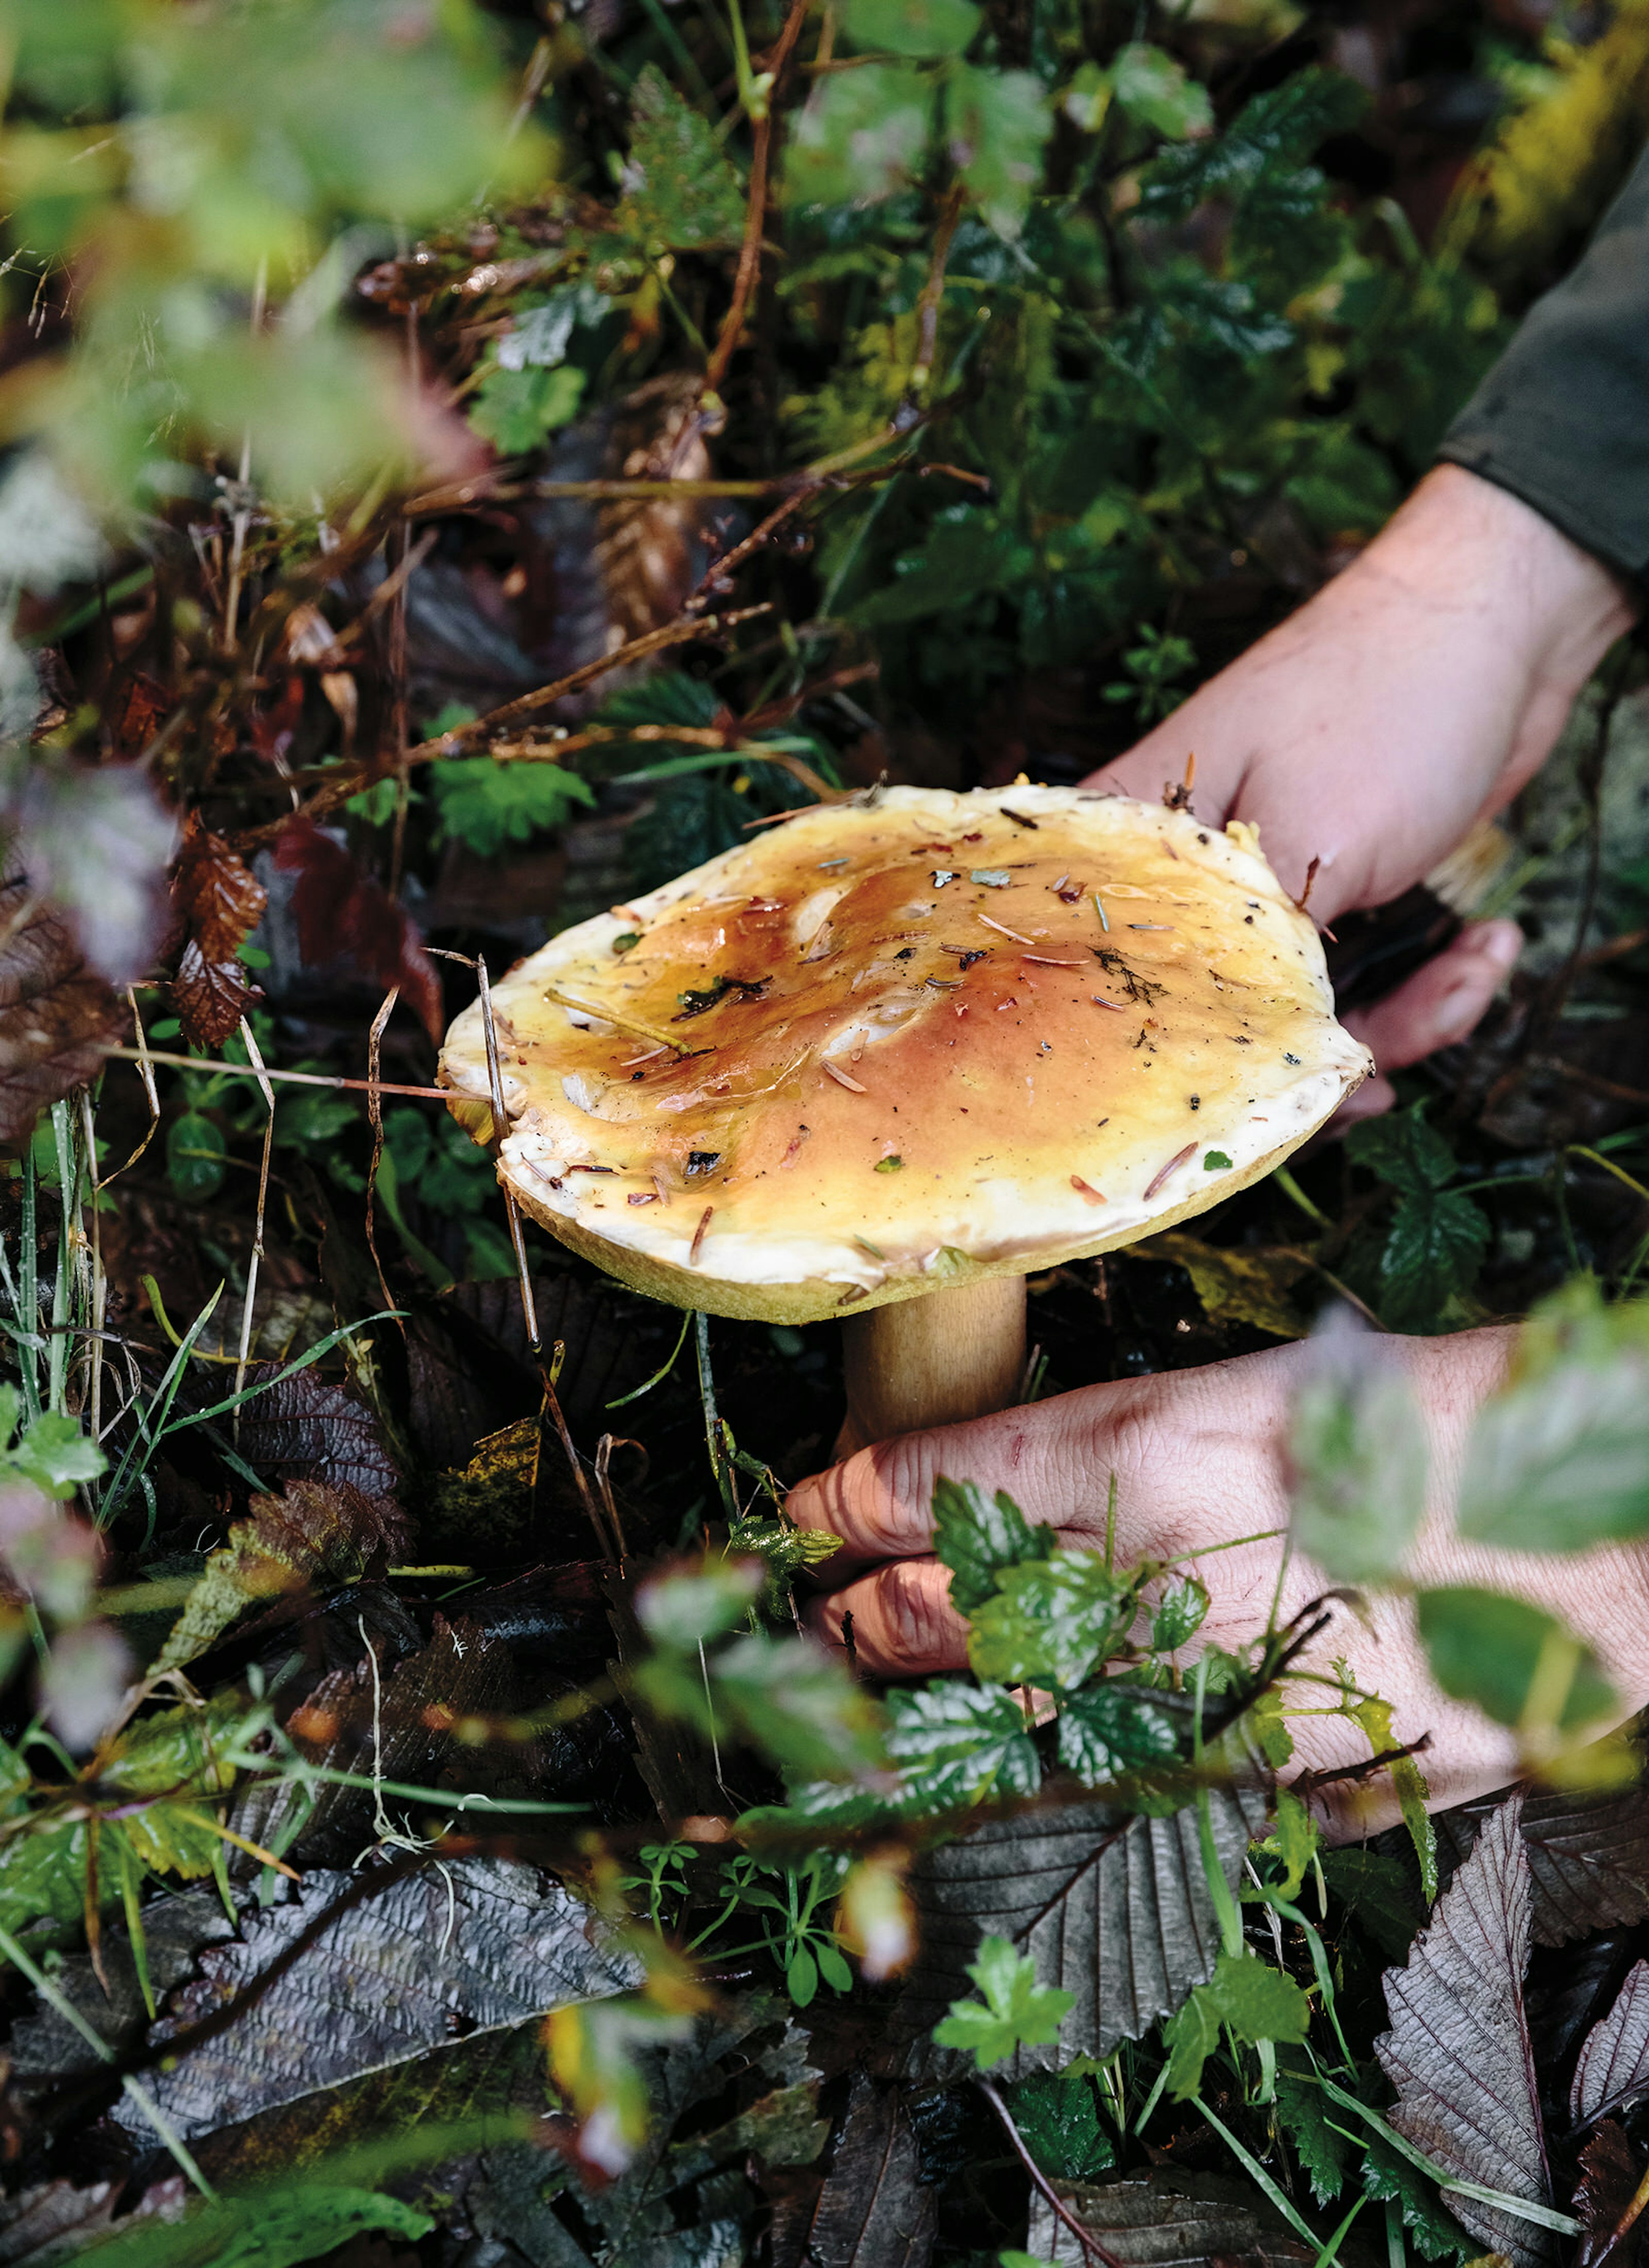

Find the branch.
xmin=702 ymin=0 xmax=811 ymax=401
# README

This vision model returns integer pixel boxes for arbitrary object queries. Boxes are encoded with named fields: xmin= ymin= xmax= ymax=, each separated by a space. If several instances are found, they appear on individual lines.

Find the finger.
xmin=802 ymin=1556 xmax=970 ymax=1676
xmin=789 ymin=1351 xmax=1295 ymax=1569
xmin=1341 ymin=919 xmax=1520 ymax=1075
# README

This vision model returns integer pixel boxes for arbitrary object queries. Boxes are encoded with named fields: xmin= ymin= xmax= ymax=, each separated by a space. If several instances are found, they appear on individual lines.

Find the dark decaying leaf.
xmin=1433 ymin=1772 xmax=1649 ymax=1946
xmin=770 ymin=2073 xmax=935 ymax=2268
xmin=890 ymin=1782 xmax=1268 ymax=2081
xmin=231 ymin=1615 xmax=514 ymax=1867
xmin=8 ymin=1887 xmax=237 ymax=2099
xmin=0 ymin=876 xmax=124 ymax=1143
xmin=231 ymin=1364 xmax=401 ymax=1513
xmin=112 ymin=1856 xmax=640 ymax=2143
xmin=0 ymin=2179 xmax=125 ymax=2267
xmin=155 ymin=1480 xmax=410 ymax=1672
xmin=271 ymin=814 xmax=442 ymax=1043
xmin=166 ymin=811 xmax=268 ymax=1050
xmin=1574 ymin=2119 xmax=1643 ymax=2268
xmin=1375 ymin=1794 xmax=1558 ymax=2268
xmin=1573 ymin=1960 xmax=1649 ymax=2126
xmin=1028 ymin=2170 xmax=1312 ymax=2266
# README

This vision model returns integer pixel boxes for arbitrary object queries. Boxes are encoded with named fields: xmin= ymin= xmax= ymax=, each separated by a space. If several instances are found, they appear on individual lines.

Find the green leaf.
xmin=1457 ymin=1279 xmax=1649 ymax=1552
xmin=884 ymin=1679 xmax=1041 ymax=1810
xmin=1275 ymin=2055 xmax=1351 ymax=2206
xmin=167 ymin=1110 xmax=225 ymax=1201
xmin=62 ymin=2184 xmax=434 ymax=2268
xmin=9 ymin=1410 xmax=105 ymax=1499
xmin=931 ymin=1475 xmax=1053 ymax=1614
xmin=1416 ymin=1585 xmax=1617 ymax=1737
xmin=787 ymin=1945 xmax=819 ymax=2006
xmin=1109 ymin=44 xmax=1213 ymax=140
xmin=466 ymin=360 xmax=586 ymax=454
xmin=429 ymin=758 xmax=595 ymax=856
xmin=1287 ymin=1322 xmax=1427 ymax=1584
xmin=1361 ymin=2132 xmax=1476 ymax=2263
xmin=1162 ymin=1949 xmax=1310 ymax=2099
xmin=643 ymin=1630 xmax=887 ymax=1780
xmin=634 ymin=1554 xmax=764 ymax=1649
xmin=621 ymin=63 xmax=745 ymax=249
xmin=1056 ymin=1681 xmax=1183 ymax=1783
xmin=1005 ymin=2069 xmax=1117 ymax=2183
xmin=1317 ymin=1848 xmax=1422 ymax=1964
xmin=1135 ymin=67 xmax=1366 ymax=226
xmin=1344 ymin=1102 xmax=1460 ymax=1196
xmin=932 ymin=1933 xmax=1075 ymax=2070
xmin=1150 ymin=1576 xmax=1209 ymax=1652
xmin=943 ymin=65 xmax=1050 ymax=238
xmin=1255 ymin=1786 xmax=1317 ymax=1902
xmin=841 ymin=0 xmax=981 ymax=57
xmin=1378 ymin=1188 xmax=1489 ymax=1329
xmin=967 ymin=1551 xmax=1131 ymax=1689
xmin=783 ymin=64 xmax=932 ymax=210
xmin=1345 ymin=1693 xmax=1435 ymax=1902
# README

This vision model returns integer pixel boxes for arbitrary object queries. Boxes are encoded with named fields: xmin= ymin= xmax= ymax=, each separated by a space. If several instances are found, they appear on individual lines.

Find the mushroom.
xmin=439 ymin=785 xmax=1370 ymax=1453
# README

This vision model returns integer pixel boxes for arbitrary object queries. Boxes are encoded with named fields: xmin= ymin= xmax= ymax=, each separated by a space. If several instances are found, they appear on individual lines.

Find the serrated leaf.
xmin=1150 ymin=1576 xmax=1209 ymax=1653
xmin=1375 ymin=1794 xmax=1560 ymax=2267
xmin=1416 ymin=1585 xmax=1616 ymax=1737
xmin=770 ymin=2072 xmax=934 ymax=2268
xmin=1360 ymin=2133 xmax=1476 ymax=2263
xmin=1056 ymin=1681 xmax=1183 ymax=1783
xmin=931 ymin=1475 xmax=1053 ymax=1615
xmin=638 ymin=1630 xmax=885 ymax=1780
xmin=1571 ymin=1959 xmax=1649 ymax=2124
xmin=1573 ymin=2119 xmax=1640 ymax=2268
xmin=430 ymin=756 xmax=595 ymax=857
xmin=1458 ymin=1285 xmax=1649 ymax=1551
xmin=1287 ymin=1317 xmax=1427 ymax=1585
xmin=1135 ymin=66 xmax=1366 ymax=226
xmin=156 ymin=1480 xmax=410 ymax=1673
xmin=967 ymin=1552 xmax=1130 ymax=1688
xmin=1379 ymin=1188 xmax=1490 ymax=1328
xmin=1274 ymin=2056 xmax=1350 ymax=2206
xmin=1317 ymin=1848 xmax=1421 ymax=1964
xmin=1345 ymin=1104 xmax=1460 ymax=1196
xmin=1007 ymin=2070 xmax=1117 ymax=2184
xmin=1162 ymin=1949 xmax=1309 ymax=2099
xmin=7 ymin=1409 xmax=105 ymax=1500
xmin=622 ymin=64 xmax=745 ymax=249
xmin=943 ymin=65 xmax=1050 ymax=238
xmin=1109 ymin=44 xmax=1212 ymax=140
xmin=113 ymin=1858 xmax=640 ymax=2143
xmin=1433 ymin=1774 xmax=1649 ymax=1948
xmin=783 ymin=64 xmax=932 ymax=210
xmin=884 ymin=1679 xmax=1041 ymax=1810
xmin=892 ymin=1778 xmax=1268 ymax=2080
xmin=842 ymin=0 xmax=980 ymax=55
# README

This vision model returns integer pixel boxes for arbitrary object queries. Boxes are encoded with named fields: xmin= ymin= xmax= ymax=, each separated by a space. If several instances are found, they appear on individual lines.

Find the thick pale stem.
xmin=837 ymin=1276 xmax=1027 ymax=1457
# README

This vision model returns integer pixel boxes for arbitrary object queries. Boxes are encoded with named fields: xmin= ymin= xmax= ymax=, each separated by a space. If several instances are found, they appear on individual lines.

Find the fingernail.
xmin=1469 ymin=921 xmax=1522 ymax=972
xmin=1434 ymin=979 xmax=1490 ymax=1040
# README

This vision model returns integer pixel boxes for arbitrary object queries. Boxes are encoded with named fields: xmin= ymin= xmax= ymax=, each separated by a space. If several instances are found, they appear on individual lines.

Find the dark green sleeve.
xmin=1438 ymin=148 xmax=1649 ymax=581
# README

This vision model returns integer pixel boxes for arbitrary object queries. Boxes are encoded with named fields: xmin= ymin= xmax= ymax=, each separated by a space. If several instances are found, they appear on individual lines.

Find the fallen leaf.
xmin=1573 ymin=1960 xmax=1649 ymax=2127
xmin=1433 ymin=1774 xmax=1649 ymax=1947
xmin=272 ymin=816 xmax=441 ymax=1042
xmin=167 ymin=813 xmax=268 ymax=1050
xmin=1029 ymin=2169 xmax=1311 ymax=2265
xmin=891 ymin=1779 xmax=1268 ymax=2081
xmin=155 ymin=1480 xmax=411 ymax=1673
xmin=0 ymin=877 xmax=125 ymax=1143
xmin=1141 ymin=1233 xmax=1314 ymax=1339
xmin=1375 ymin=1793 xmax=1559 ymax=2267
xmin=113 ymin=1856 xmax=641 ymax=2143
xmin=770 ymin=2071 xmax=934 ymax=2268
xmin=231 ymin=1364 xmax=401 ymax=1513
xmin=1573 ymin=2119 xmax=1642 ymax=2268
xmin=0 ymin=2179 xmax=125 ymax=2266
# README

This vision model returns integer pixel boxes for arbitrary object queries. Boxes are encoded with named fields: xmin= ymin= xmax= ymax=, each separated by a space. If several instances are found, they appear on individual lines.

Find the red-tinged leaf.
xmin=0 ymin=879 xmax=124 ymax=1143
xmin=1573 ymin=1961 xmax=1649 ymax=2127
xmin=172 ymin=936 xmax=263 ymax=1050
xmin=231 ymin=1362 xmax=402 ymax=1511
xmin=770 ymin=2072 xmax=934 ymax=2268
xmin=273 ymin=814 xmax=441 ymax=1042
xmin=1375 ymin=1794 xmax=1558 ymax=2268
xmin=170 ymin=811 xmax=267 ymax=966
xmin=107 ymin=671 xmax=171 ymax=760
xmin=1433 ymin=1776 xmax=1649 ymax=1947
xmin=1573 ymin=2120 xmax=1643 ymax=2268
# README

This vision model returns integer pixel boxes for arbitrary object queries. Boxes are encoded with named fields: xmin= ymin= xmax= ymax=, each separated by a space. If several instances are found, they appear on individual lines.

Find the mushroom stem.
xmin=837 ymin=1277 xmax=1027 ymax=1458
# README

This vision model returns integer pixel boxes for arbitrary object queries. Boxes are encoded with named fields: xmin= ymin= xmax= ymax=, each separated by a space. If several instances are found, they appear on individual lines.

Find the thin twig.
xmin=232 ymin=1018 xmax=277 ymax=1432
xmin=908 ymin=182 xmax=965 ymax=402
xmin=110 ymin=1046 xmax=448 ymax=1100
xmin=978 ymin=2079 xmax=1125 ymax=2268
xmin=702 ymin=0 xmax=811 ymax=401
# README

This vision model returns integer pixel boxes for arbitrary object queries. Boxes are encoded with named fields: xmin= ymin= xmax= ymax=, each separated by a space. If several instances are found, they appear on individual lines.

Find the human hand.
xmin=793 ymin=1329 xmax=1649 ymax=1836
xmin=1095 ymin=465 xmax=1635 ymax=1119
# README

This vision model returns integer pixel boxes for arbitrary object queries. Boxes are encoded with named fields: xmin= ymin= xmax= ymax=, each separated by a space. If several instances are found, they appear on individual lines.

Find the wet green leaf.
xmin=932 ymin=1934 xmax=1074 ymax=2070
xmin=932 ymin=1475 xmax=1053 ymax=1615
xmin=1416 ymin=1586 xmax=1617 ymax=1736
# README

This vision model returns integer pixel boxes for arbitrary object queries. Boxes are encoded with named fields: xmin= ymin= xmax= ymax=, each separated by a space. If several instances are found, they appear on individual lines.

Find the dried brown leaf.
xmin=272 ymin=815 xmax=441 ymax=1042
xmin=171 ymin=936 xmax=263 ymax=1051
xmin=1574 ymin=1961 xmax=1649 ymax=2128
xmin=155 ymin=1480 xmax=410 ymax=1673
xmin=1433 ymin=1774 xmax=1649 ymax=1947
xmin=1375 ymin=1794 xmax=1558 ymax=2268
xmin=232 ymin=1364 xmax=400 ymax=1512
xmin=170 ymin=811 xmax=267 ymax=968
xmin=1142 ymin=1233 xmax=1314 ymax=1340
xmin=0 ymin=878 xmax=123 ymax=1143
xmin=0 ymin=2178 xmax=123 ymax=2267
xmin=770 ymin=2073 xmax=934 ymax=2268
xmin=1574 ymin=2119 xmax=1643 ymax=2268
xmin=1031 ymin=2170 xmax=1312 ymax=2267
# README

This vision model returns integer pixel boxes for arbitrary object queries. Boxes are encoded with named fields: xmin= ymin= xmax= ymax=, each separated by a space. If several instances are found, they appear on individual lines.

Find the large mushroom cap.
xmin=440 ymin=785 xmax=1370 ymax=1323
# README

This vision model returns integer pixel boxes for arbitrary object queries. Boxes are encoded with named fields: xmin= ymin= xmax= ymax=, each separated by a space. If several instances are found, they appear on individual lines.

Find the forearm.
xmin=1091 ymin=466 xmax=1635 ymax=924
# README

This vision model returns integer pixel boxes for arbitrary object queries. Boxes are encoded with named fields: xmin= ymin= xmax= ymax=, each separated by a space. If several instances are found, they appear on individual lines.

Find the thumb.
xmin=1335 ymin=920 xmax=1520 ymax=1127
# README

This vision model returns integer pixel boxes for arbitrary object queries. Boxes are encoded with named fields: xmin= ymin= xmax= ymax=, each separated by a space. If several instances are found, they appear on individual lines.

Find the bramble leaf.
xmin=1056 ymin=1680 xmax=1183 ymax=1783
xmin=932 ymin=1475 xmax=1053 ymax=1615
xmin=1162 ymin=1948 xmax=1309 ymax=2099
xmin=967 ymin=1550 xmax=1131 ymax=1688
xmin=783 ymin=64 xmax=931 ymax=209
xmin=943 ymin=65 xmax=1050 ymax=238
xmin=621 ymin=64 xmax=745 ymax=249
xmin=1109 ymin=43 xmax=1212 ymax=140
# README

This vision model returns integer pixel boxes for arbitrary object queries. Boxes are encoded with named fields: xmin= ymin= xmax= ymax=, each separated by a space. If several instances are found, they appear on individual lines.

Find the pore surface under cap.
xmin=440 ymin=785 xmax=1370 ymax=1322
